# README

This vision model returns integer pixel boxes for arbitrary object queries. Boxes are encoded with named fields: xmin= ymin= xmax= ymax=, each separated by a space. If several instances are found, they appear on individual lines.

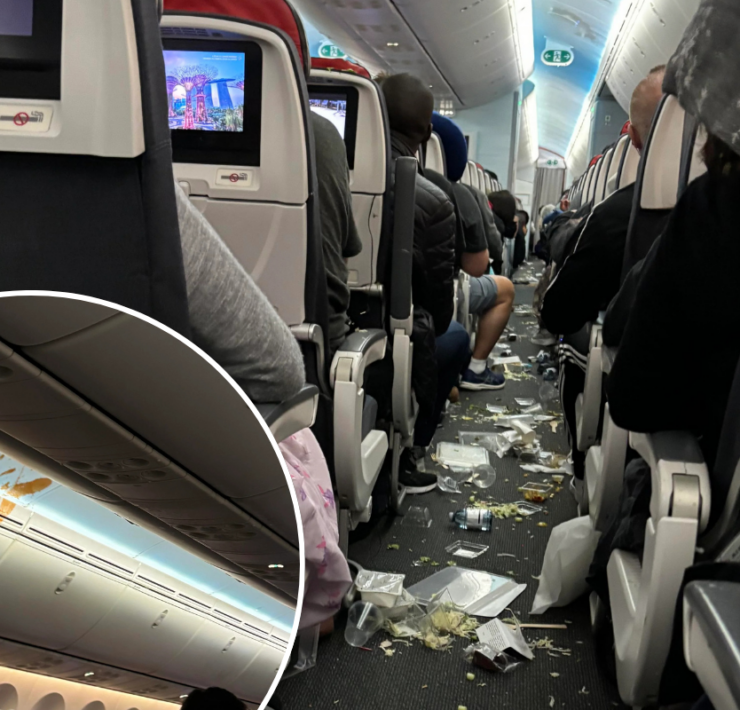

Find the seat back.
xmin=476 ymin=166 xmax=486 ymax=192
xmin=0 ymin=0 xmax=190 ymax=336
xmin=595 ymin=148 xmax=614 ymax=205
xmin=309 ymin=66 xmax=389 ymax=289
xmin=162 ymin=1 xmax=330 ymax=388
xmin=588 ymin=156 xmax=604 ymax=204
xmin=425 ymin=132 xmax=446 ymax=176
xmin=606 ymin=135 xmax=631 ymax=198
xmin=583 ymin=164 xmax=597 ymax=206
xmin=622 ymin=95 xmax=705 ymax=277
xmin=618 ymin=142 xmax=640 ymax=190
xmin=484 ymin=172 xmax=493 ymax=194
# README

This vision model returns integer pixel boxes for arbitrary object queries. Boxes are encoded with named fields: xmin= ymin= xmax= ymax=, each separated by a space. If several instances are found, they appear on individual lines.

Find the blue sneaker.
xmin=460 ymin=367 xmax=506 ymax=391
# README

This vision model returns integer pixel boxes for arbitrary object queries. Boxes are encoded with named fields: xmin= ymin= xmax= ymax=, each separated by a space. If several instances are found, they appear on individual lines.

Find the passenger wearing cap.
xmin=589 ymin=0 xmax=740 ymax=604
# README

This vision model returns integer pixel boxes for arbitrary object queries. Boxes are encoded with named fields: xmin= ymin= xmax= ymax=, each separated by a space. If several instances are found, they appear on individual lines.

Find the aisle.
xmin=280 ymin=281 xmax=626 ymax=710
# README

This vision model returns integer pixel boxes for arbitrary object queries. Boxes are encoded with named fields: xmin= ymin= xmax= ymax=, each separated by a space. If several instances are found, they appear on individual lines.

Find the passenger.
xmin=590 ymin=0 xmax=740 ymax=601
xmin=175 ymin=184 xmax=352 ymax=628
xmin=454 ymin=190 xmax=517 ymax=391
xmin=181 ymin=687 xmax=244 ymax=710
xmin=540 ymin=64 xmax=666 ymax=337
xmin=376 ymin=72 xmax=465 ymax=491
xmin=512 ymin=209 xmax=529 ymax=272
xmin=542 ymin=191 xmax=570 ymax=229
xmin=310 ymin=112 xmax=363 ymax=357
xmin=538 ymin=65 xmax=665 ymax=486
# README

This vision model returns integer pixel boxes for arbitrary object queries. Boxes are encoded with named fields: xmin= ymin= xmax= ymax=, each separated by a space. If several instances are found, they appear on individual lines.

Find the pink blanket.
xmin=279 ymin=430 xmax=352 ymax=630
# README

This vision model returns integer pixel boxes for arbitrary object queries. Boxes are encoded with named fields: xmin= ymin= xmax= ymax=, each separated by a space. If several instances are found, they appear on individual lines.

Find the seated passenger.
xmin=538 ymin=66 xmax=665 ymax=486
xmin=455 ymin=190 xmax=518 ymax=391
xmin=542 ymin=192 xmax=570 ymax=229
xmin=540 ymin=65 xmax=666 ymax=338
xmin=590 ymin=0 xmax=740 ymax=601
xmin=175 ymin=184 xmax=352 ymax=627
xmin=376 ymin=73 xmax=464 ymax=492
xmin=512 ymin=209 xmax=529 ymax=272
xmin=310 ymin=112 xmax=363 ymax=357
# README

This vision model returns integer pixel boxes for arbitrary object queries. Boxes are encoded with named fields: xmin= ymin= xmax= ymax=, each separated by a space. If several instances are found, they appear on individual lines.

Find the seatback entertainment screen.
xmin=163 ymin=49 xmax=246 ymax=132
xmin=0 ymin=0 xmax=33 ymax=37
xmin=309 ymin=92 xmax=348 ymax=139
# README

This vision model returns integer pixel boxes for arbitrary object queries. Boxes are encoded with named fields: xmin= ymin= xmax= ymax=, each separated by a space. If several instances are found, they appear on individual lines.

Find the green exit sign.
xmin=541 ymin=49 xmax=574 ymax=67
xmin=319 ymin=43 xmax=347 ymax=59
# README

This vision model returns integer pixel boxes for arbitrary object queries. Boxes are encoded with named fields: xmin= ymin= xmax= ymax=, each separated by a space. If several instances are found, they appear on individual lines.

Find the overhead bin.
xmin=0 ymin=295 xmax=300 ymax=603
xmin=0 ymin=505 xmax=287 ymax=703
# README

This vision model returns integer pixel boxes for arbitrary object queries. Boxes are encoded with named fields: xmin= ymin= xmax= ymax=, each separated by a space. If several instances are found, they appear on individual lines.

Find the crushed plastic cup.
xmin=403 ymin=505 xmax=433 ymax=528
xmin=539 ymin=382 xmax=559 ymax=404
xmin=471 ymin=464 xmax=496 ymax=489
xmin=344 ymin=601 xmax=384 ymax=647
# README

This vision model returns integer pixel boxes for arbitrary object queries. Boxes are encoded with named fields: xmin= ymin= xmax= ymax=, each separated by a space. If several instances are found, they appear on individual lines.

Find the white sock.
xmin=469 ymin=357 xmax=487 ymax=375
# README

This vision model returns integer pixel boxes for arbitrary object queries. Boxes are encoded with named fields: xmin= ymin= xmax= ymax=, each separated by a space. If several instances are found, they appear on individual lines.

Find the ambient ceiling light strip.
xmin=565 ymin=0 xmax=645 ymax=173
xmin=508 ymin=0 xmax=535 ymax=84
xmin=519 ymin=89 xmax=539 ymax=167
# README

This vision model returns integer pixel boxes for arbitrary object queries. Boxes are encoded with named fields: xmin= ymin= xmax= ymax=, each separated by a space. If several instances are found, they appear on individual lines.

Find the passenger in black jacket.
xmin=539 ymin=65 xmax=665 ymax=489
xmin=378 ymin=73 xmax=466 ymax=493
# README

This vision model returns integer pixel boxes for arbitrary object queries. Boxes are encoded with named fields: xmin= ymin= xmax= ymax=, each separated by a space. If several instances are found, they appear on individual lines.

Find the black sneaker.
xmin=399 ymin=467 xmax=438 ymax=494
xmin=399 ymin=447 xmax=437 ymax=494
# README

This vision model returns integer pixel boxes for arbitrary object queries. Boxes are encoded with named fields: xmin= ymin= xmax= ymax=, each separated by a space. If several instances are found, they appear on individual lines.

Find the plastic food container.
xmin=355 ymin=570 xmax=405 ymax=608
xmin=445 ymin=541 xmax=490 ymax=559
xmin=436 ymin=442 xmax=490 ymax=469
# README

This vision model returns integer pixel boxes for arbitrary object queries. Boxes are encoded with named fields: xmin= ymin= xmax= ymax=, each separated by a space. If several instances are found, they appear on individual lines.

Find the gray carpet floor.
xmin=279 ymin=276 xmax=627 ymax=710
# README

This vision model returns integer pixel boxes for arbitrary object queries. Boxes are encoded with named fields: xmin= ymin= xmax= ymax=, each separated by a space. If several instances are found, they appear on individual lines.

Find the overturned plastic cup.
xmin=344 ymin=601 xmax=384 ymax=647
xmin=471 ymin=464 xmax=496 ymax=489
xmin=403 ymin=505 xmax=433 ymax=528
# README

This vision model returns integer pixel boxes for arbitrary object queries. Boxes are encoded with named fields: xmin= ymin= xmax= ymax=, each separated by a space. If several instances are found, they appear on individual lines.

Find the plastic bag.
xmin=530 ymin=516 xmax=601 ymax=614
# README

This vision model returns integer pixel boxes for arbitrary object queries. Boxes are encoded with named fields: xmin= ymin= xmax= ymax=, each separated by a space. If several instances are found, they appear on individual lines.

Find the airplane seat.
xmin=622 ymin=94 xmax=706 ymax=279
xmin=0 ymin=0 xmax=190 ymax=337
xmin=587 ymin=156 xmax=604 ymax=205
xmin=425 ymin=132 xmax=446 ymax=176
xmin=310 ymin=56 xmax=371 ymax=79
xmin=684 ymin=581 xmax=740 ymax=710
xmin=595 ymin=148 xmax=614 ymax=206
xmin=582 ymin=164 xmax=597 ymax=209
xmin=585 ymin=96 xmax=706 ymax=536
xmin=308 ymin=60 xmax=419 ymax=517
xmin=476 ymin=164 xmax=486 ymax=193
xmin=605 ymin=135 xmax=631 ymax=199
xmin=163 ymin=3 xmax=395 ymax=535
xmin=484 ymin=172 xmax=493 ymax=194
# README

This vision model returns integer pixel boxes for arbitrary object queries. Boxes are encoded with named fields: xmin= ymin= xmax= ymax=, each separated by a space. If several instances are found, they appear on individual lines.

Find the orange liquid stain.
xmin=0 ymin=468 xmax=16 ymax=477
xmin=6 ymin=478 xmax=52 ymax=499
xmin=0 ymin=499 xmax=16 ymax=517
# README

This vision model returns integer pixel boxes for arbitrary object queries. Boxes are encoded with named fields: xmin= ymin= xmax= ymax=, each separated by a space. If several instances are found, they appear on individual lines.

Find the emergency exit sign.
xmin=319 ymin=42 xmax=347 ymax=59
xmin=541 ymin=49 xmax=574 ymax=67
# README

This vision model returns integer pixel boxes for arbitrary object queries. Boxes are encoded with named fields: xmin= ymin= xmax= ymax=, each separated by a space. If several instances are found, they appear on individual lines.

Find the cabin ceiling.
xmin=293 ymin=0 xmax=534 ymax=109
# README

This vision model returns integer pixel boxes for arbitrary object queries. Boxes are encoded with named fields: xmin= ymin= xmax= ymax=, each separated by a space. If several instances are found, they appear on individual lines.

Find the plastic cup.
xmin=539 ymin=382 xmax=559 ymax=404
xmin=471 ymin=464 xmax=496 ymax=489
xmin=344 ymin=601 xmax=384 ymax=647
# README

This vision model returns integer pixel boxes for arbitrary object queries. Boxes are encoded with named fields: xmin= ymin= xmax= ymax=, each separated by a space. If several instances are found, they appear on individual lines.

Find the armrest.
xmin=684 ymin=581 xmax=740 ymax=709
xmin=330 ymin=329 xmax=387 ymax=389
xmin=630 ymin=431 xmax=711 ymax=532
xmin=389 ymin=157 xmax=417 ymax=337
xmin=256 ymin=384 xmax=319 ymax=442
xmin=291 ymin=323 xmax=330 ymax=395
xmin=602 ymin=345 xmax=618 ymax=374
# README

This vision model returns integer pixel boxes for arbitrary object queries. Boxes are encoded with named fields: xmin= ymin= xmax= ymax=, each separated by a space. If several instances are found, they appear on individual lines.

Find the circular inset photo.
xmin=0 ymin=293 xmax=315 ymax=709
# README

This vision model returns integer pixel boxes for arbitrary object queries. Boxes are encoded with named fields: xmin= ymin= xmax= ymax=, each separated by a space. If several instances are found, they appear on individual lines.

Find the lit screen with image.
xmin=0 ymin=0 xmax=34 ymax=37
xmin=164 ymin=49 xmax=246 ymax=132
xmin=309 ymin=92 xmax=348 ymax=139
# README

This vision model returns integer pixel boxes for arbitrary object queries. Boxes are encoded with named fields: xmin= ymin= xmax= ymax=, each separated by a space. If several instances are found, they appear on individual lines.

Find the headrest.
xmin=664 ymin=0 xmax=740 ymax=158
xmin=311 ymin=57 xmax=371 ymax=80
xmin=620 ymin=121 xmax=631 ymax=136
xmin=431 ymin=113 xmax=468 ymax=182
xmin=164 ymin=0 xmax=310 ymax=78
xmin=589 ymin=154 xmax=602 ymax=168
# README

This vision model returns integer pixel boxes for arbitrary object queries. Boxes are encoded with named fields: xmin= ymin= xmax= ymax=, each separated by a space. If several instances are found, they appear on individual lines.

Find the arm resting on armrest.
xmin=630 ymin=431 xmax=711 ymax=532
xmin=256 ymin=384 xmax=319 ymax=442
